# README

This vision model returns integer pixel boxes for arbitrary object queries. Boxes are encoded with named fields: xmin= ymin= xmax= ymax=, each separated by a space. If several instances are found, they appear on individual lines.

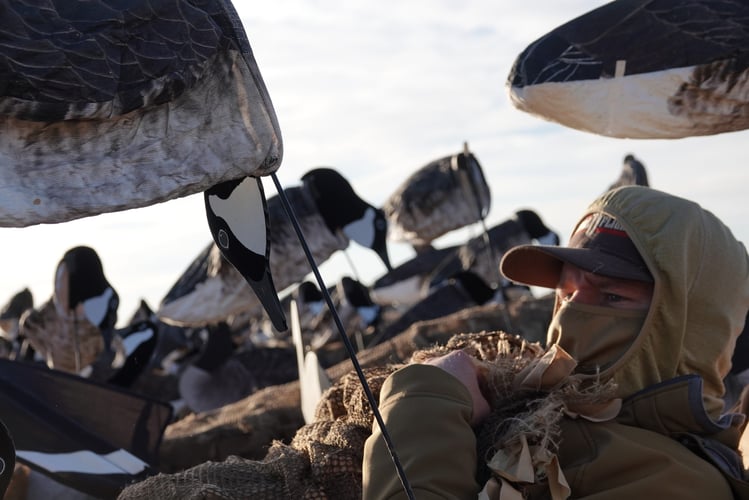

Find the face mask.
xmin=547 ymin=301 xmax=648 ymax=374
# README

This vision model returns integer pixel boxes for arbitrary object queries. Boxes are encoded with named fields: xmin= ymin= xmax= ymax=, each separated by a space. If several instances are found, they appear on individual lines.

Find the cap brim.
xmin=500 ymin=244 xmax=653 ymax=289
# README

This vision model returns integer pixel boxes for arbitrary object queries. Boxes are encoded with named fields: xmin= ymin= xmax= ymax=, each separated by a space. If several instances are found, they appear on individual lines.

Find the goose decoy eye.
xmin=218 ymin=229 xmax=230 ymax=249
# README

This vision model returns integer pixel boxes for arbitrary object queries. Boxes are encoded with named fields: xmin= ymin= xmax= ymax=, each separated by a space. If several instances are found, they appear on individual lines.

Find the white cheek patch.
xmin=122 ymin=328 xmax=154 ymax=356
xmin=342 ymin=207 xmax=375 ymax=247
xmin=536 ymin=232 xmax=559 ymax=246
xmin=208 ymin=177 xmax=266 ymax=255
xmin=83 ymin=287 xmax=113 ymax=327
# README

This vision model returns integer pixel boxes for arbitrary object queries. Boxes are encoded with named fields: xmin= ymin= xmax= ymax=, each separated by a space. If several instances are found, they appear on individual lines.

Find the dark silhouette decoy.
xmin=158 ymin=168 xmax=392 ymax=327
xmin=507 ymin=0 xmax=749 ymax=139
xmin=384 ymin=144 xmax=491 ymax=253
xmin=607 ymin=154 xmax=650 ymax=192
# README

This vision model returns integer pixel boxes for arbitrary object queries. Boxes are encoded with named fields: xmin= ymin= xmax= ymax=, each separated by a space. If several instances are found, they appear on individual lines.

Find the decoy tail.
xmin=204 ymin=177 xmax=287 ymax=332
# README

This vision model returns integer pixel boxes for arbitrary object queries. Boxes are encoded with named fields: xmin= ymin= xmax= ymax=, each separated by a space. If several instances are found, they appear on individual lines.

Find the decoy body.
xmin=158 ymin=168 xmax=392 ymax=327
xmin=384 ymin=145 xmax=491 ymax=253
xmin=607 ymin=154 xmax=650 ymax=192
xmin=507 ymin=0 xmax=749 ymax=139
xmin=0 ymin=0 xmax=281 ymax=227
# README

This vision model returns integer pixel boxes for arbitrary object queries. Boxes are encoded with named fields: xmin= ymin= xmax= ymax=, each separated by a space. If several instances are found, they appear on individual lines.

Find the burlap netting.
xmin=118 ymin=330 xmax=615 ymax=499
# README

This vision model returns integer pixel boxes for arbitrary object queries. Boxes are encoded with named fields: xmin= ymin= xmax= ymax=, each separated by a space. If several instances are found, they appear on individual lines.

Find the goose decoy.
xmin=383 ymin=143 xmax=491 ymax=253
xmin=54 ymin=246 xmax=119 ymax=353
xmin=158 ymin=167 xmax=392 ymax=327
xmin=371 ymin=209 xmax=558 ymax=306
xmin=0 ymin=287 xmax=33 ymax=358
xmin=607 ymin=154 xmax=650 ymax=192
xmin=177 ymin=322 xmax=297 ymax=413
xmin=368 ymin=270 xmax=496 ymax=346
xmin=339 ymin=276 xmax=381 ymax=331
xmin=0 ymin=287 xmax=32 ymax=341
xmin=0 ymin=0 xmax=281 ymax=227
xmin=428 ymin=209 xmax=560 ymax=290
xmin=106 ymin=320 xmax=159 ymax=388
xmin=20 ymin=246 xmax=118 ymax=374
xmin=507 ymin=0 xmax=749 ymax=139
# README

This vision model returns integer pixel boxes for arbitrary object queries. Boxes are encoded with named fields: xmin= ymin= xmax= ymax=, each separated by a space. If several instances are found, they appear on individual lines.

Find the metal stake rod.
xmin=271 ymin=173 xmax=414 ymax=499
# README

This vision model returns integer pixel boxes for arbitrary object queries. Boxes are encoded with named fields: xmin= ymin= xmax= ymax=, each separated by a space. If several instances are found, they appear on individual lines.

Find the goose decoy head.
xmin=0 ymin=288 xmax=33 ymax=341
xmin=204 ymin=177 xmax=287 ymax=332
xmin=514 ymin=209 xmax=560 ymax=246
xmin=54 ymin=246 xmax=119 ymax=351
xmin=339 ymin=276 xmax=380 ymax=328
xmin=301 ymin=168 xmax=392 ymax=271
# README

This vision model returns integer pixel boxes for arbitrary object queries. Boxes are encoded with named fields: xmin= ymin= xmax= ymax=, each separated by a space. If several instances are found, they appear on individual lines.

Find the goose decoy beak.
xmin=204 ymin=177 xmax=287 ymax=332
xmin=372 ymin=208 xmax=393 ymax=272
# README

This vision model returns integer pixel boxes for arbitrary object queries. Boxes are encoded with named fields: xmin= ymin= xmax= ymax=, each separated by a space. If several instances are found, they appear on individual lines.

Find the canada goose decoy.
xmin=158 ymin=167 xmax=392 ymax=327
xmin=428 ymin=209 xmax=560 ymax=290
xmin=369 ymin=270 xmax=496 ymax=346
xmin=371 ymin=210 xmax=558 ymax=307
xmin=54 ymin=246 xmax=119 ymax=353
xmin=0 ymin=287 xmax=33 ymax=342
xmin=0 ymin=287 xmax=34 ymax=359
xmin=106 ymin=320 xmax=159 ymax=388
xmin=0 ymin=0 xmax=281 ymax=227
xmin=507 ymin=0 xmax=749 ymax=139
xmin=607 ymin=154 xmax=650 ymax=192
xmin=178 ymin=322 xmax=297 ymax=413
xmin=20 ymin=246 xmax=118 ymax=374
xmin=384 ymin=144 xmax=491 ymax=253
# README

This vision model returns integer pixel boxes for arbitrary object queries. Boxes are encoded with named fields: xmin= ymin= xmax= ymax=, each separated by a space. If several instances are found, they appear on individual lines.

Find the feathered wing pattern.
xmin=508 ymin=0 xmax=749 ymax=139
xmin=204 ymin=177 xmax=287 ymax=331
xmin=0 ymin=0 xmax=282 ymax=227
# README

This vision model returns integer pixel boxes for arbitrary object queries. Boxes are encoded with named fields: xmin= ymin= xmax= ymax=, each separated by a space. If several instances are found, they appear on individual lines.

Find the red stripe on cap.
xmin=595 ymin=227 xmax=628 ymax=237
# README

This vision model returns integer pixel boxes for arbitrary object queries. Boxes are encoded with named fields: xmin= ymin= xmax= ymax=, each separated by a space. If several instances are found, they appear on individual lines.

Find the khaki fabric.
xmin=563 ymin=187 xmax=749 ymax=418
xmin=364 ymin=186 xmax=749 ymax=499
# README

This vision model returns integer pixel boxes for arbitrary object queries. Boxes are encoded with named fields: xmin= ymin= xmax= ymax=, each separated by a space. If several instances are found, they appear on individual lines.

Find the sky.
xmin=1 ymin=0 xmax=747 ymax=327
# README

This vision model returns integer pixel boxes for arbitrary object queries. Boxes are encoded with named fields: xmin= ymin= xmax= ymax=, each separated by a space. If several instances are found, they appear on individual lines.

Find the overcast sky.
xmin=2 ymin=0 xmax=747 ymax=326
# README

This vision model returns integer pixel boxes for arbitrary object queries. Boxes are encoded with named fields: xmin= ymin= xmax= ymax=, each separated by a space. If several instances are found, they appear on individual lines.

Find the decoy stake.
xmin=271 ymin=173 xmax=415 ymax=499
